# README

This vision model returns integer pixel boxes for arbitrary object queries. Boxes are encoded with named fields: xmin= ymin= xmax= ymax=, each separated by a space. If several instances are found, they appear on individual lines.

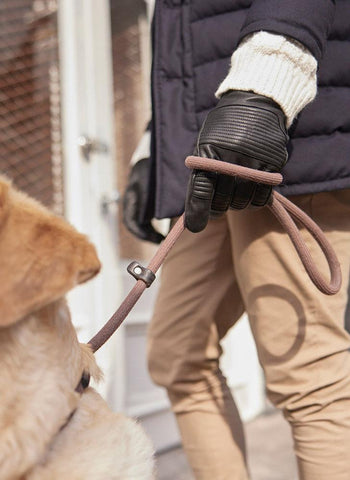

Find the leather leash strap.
xmin=89 ymin=156 xmax=342 ymax=353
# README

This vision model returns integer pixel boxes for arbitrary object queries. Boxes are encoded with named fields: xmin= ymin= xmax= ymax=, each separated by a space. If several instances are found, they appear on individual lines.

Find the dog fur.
xmin=0 ymin=176 xmax=154 ymax=479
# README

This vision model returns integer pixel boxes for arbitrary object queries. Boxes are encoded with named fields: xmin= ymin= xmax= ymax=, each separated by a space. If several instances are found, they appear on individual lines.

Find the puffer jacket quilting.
xmin=151 ymin=0 xmax=350 ymax=219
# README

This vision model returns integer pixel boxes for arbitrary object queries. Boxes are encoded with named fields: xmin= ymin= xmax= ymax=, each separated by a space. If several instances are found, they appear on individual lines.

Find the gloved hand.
xmin=123 ymin=157 xmax=165 ymax=244
xmin=185 ymin=90 xmax=289 ymax=233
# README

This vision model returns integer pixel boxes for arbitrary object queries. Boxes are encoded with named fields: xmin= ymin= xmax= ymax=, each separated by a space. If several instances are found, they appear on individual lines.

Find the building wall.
xmin=0 ymin=0 xmax=63 ymax=214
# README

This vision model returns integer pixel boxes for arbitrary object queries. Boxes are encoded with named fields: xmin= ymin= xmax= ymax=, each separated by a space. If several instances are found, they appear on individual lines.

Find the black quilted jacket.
xmin=149 ymin=0 xmax=350 ymax=219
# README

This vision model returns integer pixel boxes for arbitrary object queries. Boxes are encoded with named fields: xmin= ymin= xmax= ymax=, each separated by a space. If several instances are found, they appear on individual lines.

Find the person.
xmin=123 ymin=1 xmax=350 ymax=479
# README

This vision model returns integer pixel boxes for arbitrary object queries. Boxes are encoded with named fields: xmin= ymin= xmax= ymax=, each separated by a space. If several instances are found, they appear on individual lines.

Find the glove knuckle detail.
xmin=192 ymin=174 xmax=214 ymax=200
xmin=200 ymin=105 xmax=287 ymax=168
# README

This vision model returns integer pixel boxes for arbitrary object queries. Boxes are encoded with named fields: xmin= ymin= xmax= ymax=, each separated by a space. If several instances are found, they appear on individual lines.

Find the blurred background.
xmin=0 ymin=1 xmax=301 ymax=477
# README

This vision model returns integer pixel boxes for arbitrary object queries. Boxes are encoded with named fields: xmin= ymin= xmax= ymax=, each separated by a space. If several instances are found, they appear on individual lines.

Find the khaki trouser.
xmin=148 ymin=190 xmax=350 ymax=480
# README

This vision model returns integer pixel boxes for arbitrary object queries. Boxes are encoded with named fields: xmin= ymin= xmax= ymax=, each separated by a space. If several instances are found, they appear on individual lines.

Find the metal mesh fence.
xmin=0 ymin=0 xmax=63 ymax=214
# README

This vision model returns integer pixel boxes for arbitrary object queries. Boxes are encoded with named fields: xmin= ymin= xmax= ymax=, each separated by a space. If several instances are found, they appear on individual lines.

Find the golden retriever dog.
xmin=0 ymin=176 xmax=154 ymax=479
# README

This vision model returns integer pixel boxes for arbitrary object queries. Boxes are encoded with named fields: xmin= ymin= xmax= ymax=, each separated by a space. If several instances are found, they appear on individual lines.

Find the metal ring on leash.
xmin=88 ymin=156 xmax=342 ymax=353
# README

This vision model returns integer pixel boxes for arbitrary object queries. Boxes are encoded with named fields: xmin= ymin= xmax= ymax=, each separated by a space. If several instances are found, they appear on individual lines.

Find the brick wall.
xmin=0 ymin=0 xmax=63 ymax=214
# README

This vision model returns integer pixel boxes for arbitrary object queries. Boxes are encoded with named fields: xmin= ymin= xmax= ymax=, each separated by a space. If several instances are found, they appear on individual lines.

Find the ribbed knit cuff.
xmin=216 ymin=32 xmax=317 ymax=127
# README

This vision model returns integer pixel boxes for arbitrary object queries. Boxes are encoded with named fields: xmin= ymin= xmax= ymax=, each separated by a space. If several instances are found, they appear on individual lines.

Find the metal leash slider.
xmin=127 ymin=261 xmax=156 ymax=287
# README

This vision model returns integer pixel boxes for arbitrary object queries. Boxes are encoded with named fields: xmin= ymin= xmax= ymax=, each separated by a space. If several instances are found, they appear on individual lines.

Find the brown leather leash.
xmin=89 ymin=156 xmax=342 ymax=353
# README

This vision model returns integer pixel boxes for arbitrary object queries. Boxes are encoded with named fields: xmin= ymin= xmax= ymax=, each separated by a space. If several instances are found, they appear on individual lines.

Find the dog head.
xmin=0 ymin=176 xmax=101 ymax=326
xmin=0 ymin=176 xmax=102 ymax=478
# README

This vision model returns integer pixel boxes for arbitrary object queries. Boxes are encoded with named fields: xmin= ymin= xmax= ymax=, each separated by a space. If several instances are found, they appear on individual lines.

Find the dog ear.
xmin=0 ymin=177 xmax=101 ymax=326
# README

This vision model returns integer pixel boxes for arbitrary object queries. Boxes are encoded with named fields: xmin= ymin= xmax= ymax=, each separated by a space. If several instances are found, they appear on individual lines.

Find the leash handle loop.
xmin=185 ymin=155 xmax=342 ymax=296
xmin=269 ymin=192 xmax=341 ymax=295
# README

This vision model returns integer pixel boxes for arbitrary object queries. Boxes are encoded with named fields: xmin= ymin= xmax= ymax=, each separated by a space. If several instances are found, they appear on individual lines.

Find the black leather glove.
xmin=185 ymin=90 xmax=289 ymax=233
xmin=123 ymin=157 xmax=165 ymax=244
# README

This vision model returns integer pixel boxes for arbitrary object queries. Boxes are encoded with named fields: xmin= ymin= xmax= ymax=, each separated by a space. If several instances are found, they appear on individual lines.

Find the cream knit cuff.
xmin=130 ymin=129 xmax=151 ymax=166
xmin=215 ymin=32 xmax=317 ymax=127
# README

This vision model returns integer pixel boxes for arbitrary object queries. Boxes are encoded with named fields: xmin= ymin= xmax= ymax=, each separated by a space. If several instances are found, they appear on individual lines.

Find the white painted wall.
xmin=58 ymin=0 xmax=125 ymax=409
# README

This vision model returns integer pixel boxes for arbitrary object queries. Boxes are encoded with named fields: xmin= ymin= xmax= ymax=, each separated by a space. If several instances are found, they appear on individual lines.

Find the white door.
xmin=58 ymin=0 xmax=125 ymax=409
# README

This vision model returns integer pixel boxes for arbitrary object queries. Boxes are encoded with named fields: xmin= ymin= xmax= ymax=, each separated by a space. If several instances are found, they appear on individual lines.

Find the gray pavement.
xmin=156 ymin=408 xmax=298 ymax=480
